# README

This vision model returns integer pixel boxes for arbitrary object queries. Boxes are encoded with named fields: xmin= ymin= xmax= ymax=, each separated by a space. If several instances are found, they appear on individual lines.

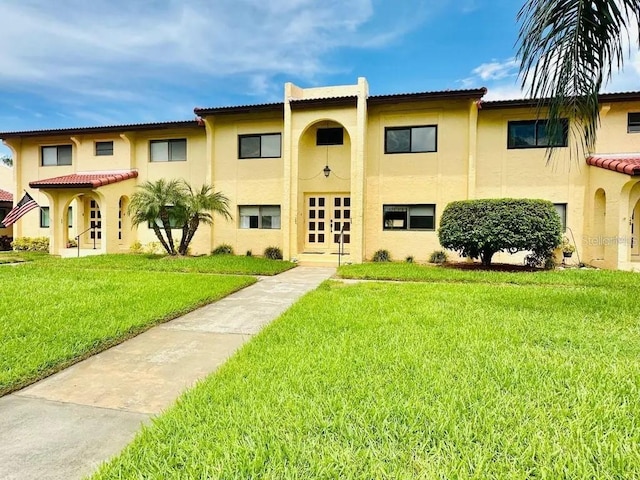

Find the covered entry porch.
xmin=587 ymin=155 xmax=640 ymax=270
xmin=29 ymin=170 xmax=138 ymax=256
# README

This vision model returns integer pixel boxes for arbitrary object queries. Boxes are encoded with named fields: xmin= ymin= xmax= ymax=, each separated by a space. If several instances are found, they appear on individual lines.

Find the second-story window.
xmin=41 ymin=145 xmax=72 ymax=166
xmin=628 ymin=113 xmax=640 ymax=133
xmin=238 ymin=133 xmax=281 ymax=159
xmin=507 ymin=119 xmax=568 ymax=148
xmin=95 ymin=141 xmax=114 ymax=156
xmin=385 ymin=126 xmax=437 ymax=153
xmin=150 ymin=139 xmax=187 ymax=162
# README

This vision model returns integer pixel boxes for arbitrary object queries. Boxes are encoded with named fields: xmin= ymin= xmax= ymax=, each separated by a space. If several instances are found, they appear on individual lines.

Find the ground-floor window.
xmin=40 ymin=207 xmax=50 ymax=228
xmin=383 ymin=204 xmax=435 ymax=230
xmin=239 ymin=205 xmax=281 ymax=229
xmin=553 ymin=203 xmax=567 ymax=231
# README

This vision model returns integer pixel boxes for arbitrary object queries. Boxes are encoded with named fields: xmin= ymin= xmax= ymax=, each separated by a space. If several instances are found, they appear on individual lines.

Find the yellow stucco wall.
xmin=208 ymin=114 xmax=285 ymax=256
xmin=5 ymin=80 xmax=640 ymax=268
xmin=364 ymin=99 xmax=473 ymax=262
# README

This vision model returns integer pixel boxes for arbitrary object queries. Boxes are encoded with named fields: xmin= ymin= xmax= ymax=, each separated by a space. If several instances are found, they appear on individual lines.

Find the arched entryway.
xmin=297 ymin=119 xmax=352 ymax=256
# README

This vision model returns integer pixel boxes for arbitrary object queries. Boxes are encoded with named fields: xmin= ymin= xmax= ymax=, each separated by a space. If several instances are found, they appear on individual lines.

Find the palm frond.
xmin=518 ymin=0 xmax=640 ymax=161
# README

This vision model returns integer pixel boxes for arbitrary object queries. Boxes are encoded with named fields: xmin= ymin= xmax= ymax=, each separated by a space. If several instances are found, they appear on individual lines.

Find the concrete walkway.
xmin=0 ymin=266 xmax=335 ymax=480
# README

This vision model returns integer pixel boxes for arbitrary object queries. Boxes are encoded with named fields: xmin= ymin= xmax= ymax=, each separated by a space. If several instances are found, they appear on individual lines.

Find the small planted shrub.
xmin=405 ymin=255 xmax=415 ymax=263
xmin=212 ymin=244 xmax=234 ymax=255
xmin=372 ymin=249 xmax=391 ymax=262
xmin=145 ymin=242 xmax=162 ymax=255
xmin=66 ymin=238 xmax=78 ymax=248
xmin=524 ymin=251 xmax=557 ymax=270
xmin=429 ymin=250 xmax=448 ymax=264
xmin=246 ymin=250 xmax=253 ymax=257
xmin=263 ymin=246 xmax=283 ymax=260
xmin=0 ymin=236 xmax=12 ymax=251
xmin=11 ymin=237 xmax=49 ymax=252
xmin=130 ymin=241 xmax=143 ymax=254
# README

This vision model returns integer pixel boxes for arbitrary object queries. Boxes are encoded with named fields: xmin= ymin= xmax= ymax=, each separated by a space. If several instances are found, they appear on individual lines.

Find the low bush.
xmin=263 ymin=246 xmax=283 ymax=260
xmin=429 ymin=250 xmax=448 ymax=264
xmin=130 ymin=241 xmax=143 ymax=254
xmin=405 ymin=255 xmax=415 ymax=264
xmin=372 ymin=249 xmax=391 ymax=262
xmin=212 ymin=244 xmax=234 ymax=255
xmin=0 ymin=236 xmax=12 ymax=251
xmin=11 ymin=237 xmax=49 ymax=252
xmin=246 ymin=250 xmax=253 ymax=257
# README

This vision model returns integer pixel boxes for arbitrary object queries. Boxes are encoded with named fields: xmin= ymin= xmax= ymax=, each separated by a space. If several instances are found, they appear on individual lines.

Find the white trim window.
xmin=239 ymin=205 xmax=281 ymax=229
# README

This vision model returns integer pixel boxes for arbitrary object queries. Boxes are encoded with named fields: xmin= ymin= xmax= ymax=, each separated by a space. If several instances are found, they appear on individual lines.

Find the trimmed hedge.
xmin=11 ymin=237 xmax=50 ymax=252
xmin=438 ymin=199 xmax=562 ymax=266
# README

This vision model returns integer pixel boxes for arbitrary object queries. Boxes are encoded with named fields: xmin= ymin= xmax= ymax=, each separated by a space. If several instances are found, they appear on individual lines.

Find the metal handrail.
xmin=74 ymin=225 xmax=97 ymax=257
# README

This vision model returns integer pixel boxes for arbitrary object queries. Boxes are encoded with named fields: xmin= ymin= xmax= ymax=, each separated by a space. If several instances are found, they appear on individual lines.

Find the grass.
xmin=0 ymin=264 xmax=255 ymax=395
xmin=39 ymin=253 xmax=295 ymax=275
xmin=93 ymin=272 xmax=640 ymax=479
xmin=338 ymin=261 xmax=640 ymax=288
xmin=0 ymin=251 xmax=50 ymax=264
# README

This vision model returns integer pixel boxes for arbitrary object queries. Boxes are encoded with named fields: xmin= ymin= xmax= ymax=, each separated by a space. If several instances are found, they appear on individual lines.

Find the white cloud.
xmin=0 ymin=0 xmax=412 ymax=99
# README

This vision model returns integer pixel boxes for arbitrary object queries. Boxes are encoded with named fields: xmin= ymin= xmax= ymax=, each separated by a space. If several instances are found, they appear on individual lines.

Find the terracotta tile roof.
xmin=0 ymin=189 xmax=12 ymax=202
xmin=29 ymin=170 xmax=138 ymax=189
xmin=587 ymin=154 xmax=640 ymax=175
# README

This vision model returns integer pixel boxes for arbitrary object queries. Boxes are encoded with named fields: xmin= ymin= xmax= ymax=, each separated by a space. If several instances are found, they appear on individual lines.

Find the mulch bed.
xmin=442 ymin=262 xmax=540 ymax=273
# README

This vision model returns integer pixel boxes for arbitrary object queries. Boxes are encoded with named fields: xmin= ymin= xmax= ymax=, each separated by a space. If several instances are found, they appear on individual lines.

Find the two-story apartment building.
xmin=1 ymin=78 xmax=639 ymax=269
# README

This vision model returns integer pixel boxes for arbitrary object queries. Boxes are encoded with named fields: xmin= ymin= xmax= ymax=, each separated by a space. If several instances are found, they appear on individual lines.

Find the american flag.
xmin=2 ymin=192 xmax=38 ymax=227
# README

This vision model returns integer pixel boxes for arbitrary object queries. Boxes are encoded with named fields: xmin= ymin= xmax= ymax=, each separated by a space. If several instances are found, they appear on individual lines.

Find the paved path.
xmin=0 ymin=266 xmax=335 ymax=480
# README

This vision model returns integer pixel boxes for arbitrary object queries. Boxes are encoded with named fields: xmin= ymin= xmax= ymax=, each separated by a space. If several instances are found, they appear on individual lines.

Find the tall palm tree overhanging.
xmin=128 ymin=179 xmax=231 ymax=256
xmin=517 ymin=0 xmax=640 ymax=159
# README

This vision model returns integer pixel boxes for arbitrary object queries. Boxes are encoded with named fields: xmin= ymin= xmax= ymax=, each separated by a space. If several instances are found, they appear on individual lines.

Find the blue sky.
xmin=1 ymin=0 xmax=639 ymax=158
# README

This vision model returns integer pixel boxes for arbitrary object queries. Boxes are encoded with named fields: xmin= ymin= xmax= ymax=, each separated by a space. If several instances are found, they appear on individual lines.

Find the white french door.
xmin=305 ymin=194 xmax=351 ymax=252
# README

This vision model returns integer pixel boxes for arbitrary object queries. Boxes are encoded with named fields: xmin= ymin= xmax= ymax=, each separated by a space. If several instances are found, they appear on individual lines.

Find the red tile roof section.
xmin=587 ymin=155 xmax=640 ymax=176
xmin=29 ymin=170 xmax=138 ymax=189
xmin=0 ymin=189 xmax=12 ymax=202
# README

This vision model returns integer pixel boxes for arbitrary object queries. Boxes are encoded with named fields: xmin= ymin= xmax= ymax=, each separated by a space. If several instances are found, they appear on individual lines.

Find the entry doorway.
xmin=304 ymin=193 xmax=351 ymax=253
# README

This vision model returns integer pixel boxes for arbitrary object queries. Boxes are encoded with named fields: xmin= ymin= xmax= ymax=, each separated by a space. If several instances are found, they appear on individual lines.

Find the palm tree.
xmin=176 ymin=183 xmax=232 ymax=255
xmin=128 ymin=179 xmax=184 ymax=255
xmin=518 ymin=1 xmax=640 ymax=157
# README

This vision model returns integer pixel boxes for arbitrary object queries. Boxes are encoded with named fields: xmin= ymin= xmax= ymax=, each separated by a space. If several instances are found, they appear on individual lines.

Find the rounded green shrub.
xmin=438 ymin=199 xmax=562 ymax=266
xmin=212 ymin=244 xmax=234 ymax=255
xmin=429 ymin=250 xmax=448 ymax=264
xmin=263 ymin=246 xmax=283 ymax=260
xmin=372 ymin=249 xmax=391 ymax=262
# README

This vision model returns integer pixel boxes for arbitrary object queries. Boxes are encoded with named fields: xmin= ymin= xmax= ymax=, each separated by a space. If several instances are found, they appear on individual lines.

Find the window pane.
xmin=316 ymin=128 xmax=343 ymax=146
xmin=411 ymin=127 xmax=436 ymax=152
xmin=261 ymin=206 xmax=281 ymax=229
xmin=57 ymin=145 xmax=72 ymax=165
xmin=150 ymin=141 xmax=168 ymax=162
xmin=68 ymin=207 xmax=73 ymax=227
xmin=96 ymin=141 xmax=113 ymax=156
xmin=239 ymin=206 xmax=259 ymax=229
xmin=383 ymin=206 xmax=407 ymax=229
xmin=628 ymin=113 xmax=640 ymax=133
xmin=240 ymin=136 xmax=261 ymax=158
xmin=538 ymin=121 xmax=567 ymax=147
xmin=169 ymin=140 xmax=187 ymax=161
xmin=554 ymin=203 xmax=567 ymax=231
xmin=508 ymin=122 xmax=536 ymax=148
xmin=42 ymin=147 xmax=57 ymax=166
xmin=386 ymin=129 xmax=410 ymax=153
xmin=40 ymin=207 xmax=50 ymax=228
xmin=261 ymin=134 xmax=281 ymax=157
xmin=409 ymin=205 xmax=435 ymax=229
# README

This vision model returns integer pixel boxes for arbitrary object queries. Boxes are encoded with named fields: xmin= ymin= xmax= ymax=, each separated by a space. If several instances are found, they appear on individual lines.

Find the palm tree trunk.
xmin=159 ymin=209 xmax=176 ymax=255
xmin=180 ymin=217 xmax=200 ymax=255
xmin=151 ymin=224 xmax=172 ymax=254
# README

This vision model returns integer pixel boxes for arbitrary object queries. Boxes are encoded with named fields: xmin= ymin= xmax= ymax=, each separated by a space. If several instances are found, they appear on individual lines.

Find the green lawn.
xmin=93 ymin=271 xmax=640 ymax=479
xmin=44 ymin=253 xmax=295 ymax=275
xmin=0 ymin=264 xmax=255 ymax=395
xmin=339 ymin=261 xmax=640 ymax=288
